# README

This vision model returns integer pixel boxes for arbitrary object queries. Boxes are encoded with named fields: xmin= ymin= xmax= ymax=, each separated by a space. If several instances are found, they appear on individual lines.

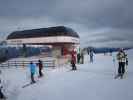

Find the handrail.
xmin=0 ymin=60 xmax=55 ymax=68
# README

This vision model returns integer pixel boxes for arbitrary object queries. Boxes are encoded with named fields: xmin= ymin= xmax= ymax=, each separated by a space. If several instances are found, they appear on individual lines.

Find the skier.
xmin=77 ymin=53 xmax=80 ymax=64
xmin=22 ymin=44 xmax=27 ymax=57
xmin=90 ymin=49 xmax=94 ymax=63
xmin=115 ymin=48 xmax=128 ymax=79
xmin=0 ymin=70 xmax=6 ymax=99
xmin=77 ymin=47 xmax=81 ymax=64
xmin=80 ymin=49 xmax=84 ymax=64
xmin=37 ymin=60 xmax=43 ymax=77
xmin=28 ymin=61 xmax=37 ymax=83
xmin=70 ymin=48 xmax=77 ymax=70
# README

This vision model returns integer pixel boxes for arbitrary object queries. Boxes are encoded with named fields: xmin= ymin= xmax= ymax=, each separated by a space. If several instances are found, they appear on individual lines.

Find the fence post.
xmin=23 ymin=61 xmax=24 ymax=68
xmin=15 ymin=61 xmax=17 ymax=68
xmin=53 ymin=60 xmax=55 ymax=68
xmin=8 ymin=61 xmax=10 ymax=68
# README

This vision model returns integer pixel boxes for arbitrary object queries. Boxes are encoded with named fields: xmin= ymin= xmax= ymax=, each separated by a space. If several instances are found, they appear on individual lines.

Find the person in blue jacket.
xmin=29 ymin=61 xmax=37 ymax=83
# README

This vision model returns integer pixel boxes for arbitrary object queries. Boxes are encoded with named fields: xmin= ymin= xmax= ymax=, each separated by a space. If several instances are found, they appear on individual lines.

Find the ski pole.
xmin=112 ymin=55 xmax=116 ymax=76
xmin=125 ymin=64 xmax=128 ymax=77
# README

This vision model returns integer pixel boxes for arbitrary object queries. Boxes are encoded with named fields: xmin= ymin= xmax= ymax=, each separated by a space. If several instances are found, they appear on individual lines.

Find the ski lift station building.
xmin=6 ymin=26 xmax=80 ymax=57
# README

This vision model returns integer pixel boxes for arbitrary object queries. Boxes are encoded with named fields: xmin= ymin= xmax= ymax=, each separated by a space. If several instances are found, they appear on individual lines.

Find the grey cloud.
xmin=84 ymin=28 xmax=133 ymax=47
xmin=1 ymin=0 xmax=133 ymax=29
xmin=0 ymin=0 xmax=133 ymax=47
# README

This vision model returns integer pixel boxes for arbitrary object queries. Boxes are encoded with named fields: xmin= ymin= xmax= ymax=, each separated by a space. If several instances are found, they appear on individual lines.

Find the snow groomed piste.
xmin=0 ymin=49 xmax=133 ymax=100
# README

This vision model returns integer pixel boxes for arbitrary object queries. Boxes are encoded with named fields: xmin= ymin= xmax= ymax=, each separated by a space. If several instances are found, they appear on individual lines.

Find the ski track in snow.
xmin=0 ymin=49 xmax=133 ymax=100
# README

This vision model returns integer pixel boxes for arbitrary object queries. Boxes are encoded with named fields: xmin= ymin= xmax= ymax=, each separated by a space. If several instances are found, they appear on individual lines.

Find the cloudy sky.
xmin=0 ymin=0 xmax=133 ymax=48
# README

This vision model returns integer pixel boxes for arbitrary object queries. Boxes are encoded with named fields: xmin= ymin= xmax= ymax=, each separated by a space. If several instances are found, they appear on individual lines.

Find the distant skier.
xmin=90 ymin=49 xmax=94 ymax=63
xmin=109 ymin=49 xmax=112 ymax=56
xmin=28 ymin=61 xmax=37 ymax=83
xmin=37 ymin=60 xmax=43 ymax=77
xmin=71 ymin=48 xmax=77 ymax=70
xmin=80 ymin=49 xmax=84 ymax=64
xmin=77 ymin=47 xmax=81 ymax=64
xmin=22 ymin=44 xmax=27 ymax=57
xmin=0 ymin=70 xmax=6 ymax=99
xmin=77 ymin=53 xmax=80 ymax=64
xmin=115 ymin=48 xmax=128 ymax=79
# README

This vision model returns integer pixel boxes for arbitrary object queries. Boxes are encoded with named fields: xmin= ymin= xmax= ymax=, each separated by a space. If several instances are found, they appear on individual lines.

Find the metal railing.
xmin=0 ymin=60 xmax=55 ymax=68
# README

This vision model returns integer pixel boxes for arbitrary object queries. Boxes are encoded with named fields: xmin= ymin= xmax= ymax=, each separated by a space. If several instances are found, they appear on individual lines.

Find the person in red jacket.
xmin=71 ymin=48 xmax=77 ymax=70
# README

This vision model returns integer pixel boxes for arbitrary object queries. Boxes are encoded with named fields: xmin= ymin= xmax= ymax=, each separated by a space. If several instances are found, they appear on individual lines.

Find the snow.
xmin=1 ymin=49 xmax=133 ymax=100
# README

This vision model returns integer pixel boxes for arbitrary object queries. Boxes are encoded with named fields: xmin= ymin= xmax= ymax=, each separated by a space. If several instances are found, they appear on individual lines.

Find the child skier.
xmin=37 ymin=60 xmax=43 ymax=77
xmin=28 ymin=61 xmax=37 ymax=83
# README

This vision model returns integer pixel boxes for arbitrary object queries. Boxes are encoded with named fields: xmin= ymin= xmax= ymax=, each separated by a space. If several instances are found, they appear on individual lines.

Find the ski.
xmin=66 ymin=69 xmax=77 ymax=72
xmin=114 ymin=74 xmax=121 ymax=79
xmin=114 ymin=74 xmax=124 ymax=79
xmin=0 ymin=97 xmax=7 ymax=100
xmin=22 ymin=81 xmax=37 ymax=88
xmin=0 ymin=95 xmax=7 ymax=100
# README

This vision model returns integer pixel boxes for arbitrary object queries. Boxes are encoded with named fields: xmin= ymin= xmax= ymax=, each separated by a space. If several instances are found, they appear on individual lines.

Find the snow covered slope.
xmin=1 ymin=49 xmax=133 ymax=100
